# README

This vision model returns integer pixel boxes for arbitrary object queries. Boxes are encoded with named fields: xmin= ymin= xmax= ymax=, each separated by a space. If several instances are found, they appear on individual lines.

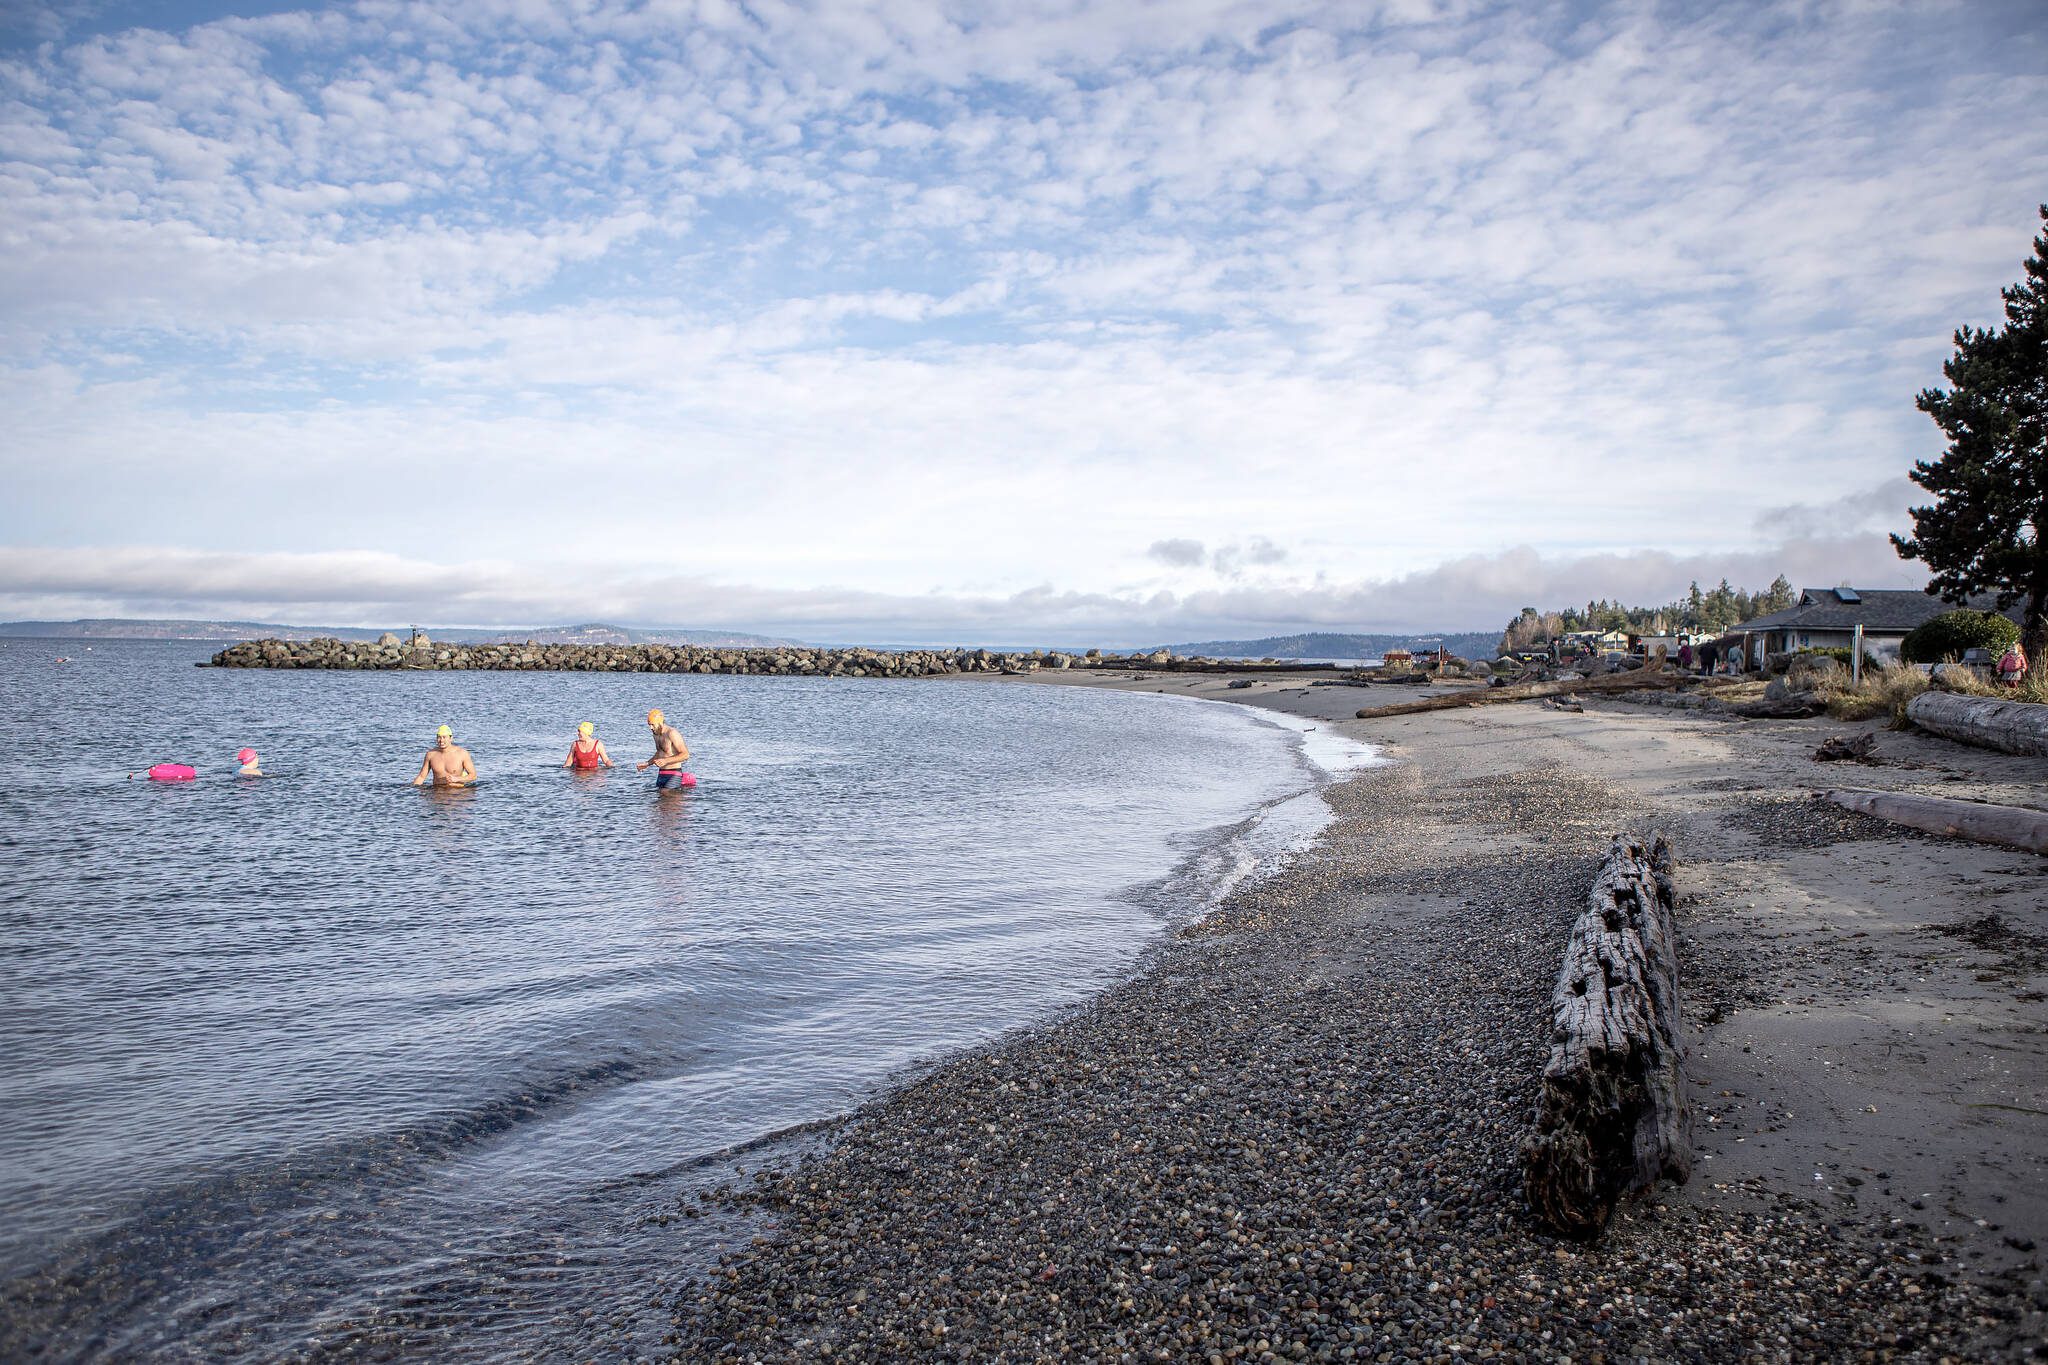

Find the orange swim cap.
xmin=647 ymin=709 xmax=664 ymax=727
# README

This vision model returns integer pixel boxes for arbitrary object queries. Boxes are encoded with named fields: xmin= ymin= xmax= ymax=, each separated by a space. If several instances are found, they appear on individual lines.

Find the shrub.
xmin=1793 ymin=646 xmax=1884 ymax=670
xmin=1899 ymin=609 xmax=2020 ymax=664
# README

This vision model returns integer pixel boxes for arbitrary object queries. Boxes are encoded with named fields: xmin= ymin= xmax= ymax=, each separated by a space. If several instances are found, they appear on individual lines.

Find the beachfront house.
xmin=1730 ymin=587 xmax=2010 ymax=664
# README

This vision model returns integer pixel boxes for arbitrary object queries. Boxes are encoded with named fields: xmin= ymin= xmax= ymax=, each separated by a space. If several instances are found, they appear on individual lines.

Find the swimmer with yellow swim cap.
xmin=638 ymin=708 xmax=691 ymax=787
xmin=563 ymin=720 xmax=612 ymax=770
xmin=411 ymin=724 xmax=476 ymax=787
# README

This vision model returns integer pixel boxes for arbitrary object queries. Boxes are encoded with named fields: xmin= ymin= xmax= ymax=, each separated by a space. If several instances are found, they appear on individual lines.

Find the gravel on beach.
xmin=670 ymin=762 xmax=2010 ymax=1363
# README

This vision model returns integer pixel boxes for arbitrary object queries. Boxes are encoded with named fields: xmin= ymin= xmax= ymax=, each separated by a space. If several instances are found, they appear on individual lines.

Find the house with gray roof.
xmin=1732 ymin=586 xmax=2010 ymax=662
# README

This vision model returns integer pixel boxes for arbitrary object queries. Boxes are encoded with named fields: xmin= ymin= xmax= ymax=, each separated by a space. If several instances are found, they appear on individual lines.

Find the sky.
xmin=1 ymin=0 xmax=2043 ymax=644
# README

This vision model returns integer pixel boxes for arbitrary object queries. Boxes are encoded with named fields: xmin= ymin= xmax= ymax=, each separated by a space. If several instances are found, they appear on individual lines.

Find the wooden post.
xmin=1521 ymin=834 xmax=1692 ymax=1238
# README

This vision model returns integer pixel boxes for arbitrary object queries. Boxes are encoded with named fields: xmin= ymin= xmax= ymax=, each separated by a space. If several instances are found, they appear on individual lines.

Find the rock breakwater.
xmin=206 ymin=637 xmax=1332 ymax=676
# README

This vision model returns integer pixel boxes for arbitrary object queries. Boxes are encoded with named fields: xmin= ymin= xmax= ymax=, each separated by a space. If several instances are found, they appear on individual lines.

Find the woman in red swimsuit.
xmin=563 ymin=722 xmax=613 ymax=770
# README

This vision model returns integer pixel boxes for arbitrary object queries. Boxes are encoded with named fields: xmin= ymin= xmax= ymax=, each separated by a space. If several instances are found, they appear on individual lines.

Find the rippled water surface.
xmin=0 ymin=640 xmax=1373 ymax=1359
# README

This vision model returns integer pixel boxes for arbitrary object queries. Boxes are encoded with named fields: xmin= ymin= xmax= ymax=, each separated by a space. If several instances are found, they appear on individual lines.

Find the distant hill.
xmin=0 ymin=619 xmax=804 ymax=647
xmin=1161 ymin=631 xmax=1500 ymax=661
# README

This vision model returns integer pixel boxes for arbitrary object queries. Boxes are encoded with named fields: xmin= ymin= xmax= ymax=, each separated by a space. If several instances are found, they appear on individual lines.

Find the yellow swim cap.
xmin=578 ymin=721 xmax=594 ymax=736
xmin=436 ymin=725 xmax=452 ymax=738
xmin=647 ymin=709 xmax=664 ymax=727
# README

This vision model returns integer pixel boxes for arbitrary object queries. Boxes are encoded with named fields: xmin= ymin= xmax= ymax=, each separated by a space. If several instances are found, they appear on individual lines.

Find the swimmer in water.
xmin=411 ymin=725 xmax=476 ymax=787
xmin=636 ymin=709 xmax=691 ymax=788
xmin=236 ymin=747 xmax=264 ymax=776
xmin=563 ymin=721 xmax=612 ymax=770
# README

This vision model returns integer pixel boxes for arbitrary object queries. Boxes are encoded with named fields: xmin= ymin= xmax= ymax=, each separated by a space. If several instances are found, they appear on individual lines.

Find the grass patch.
xmin=1817 ymin=659 xmax=2048 ymax=723
xmin=1818 ymin=662 xmax=1932 ymax=725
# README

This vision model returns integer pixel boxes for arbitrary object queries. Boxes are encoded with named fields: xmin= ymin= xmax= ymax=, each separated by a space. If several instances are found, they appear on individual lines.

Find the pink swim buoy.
xmin=147 ymin=764 xmax=197 ymax=782
xmin=653 ymin=770 xmax=697 ymax=790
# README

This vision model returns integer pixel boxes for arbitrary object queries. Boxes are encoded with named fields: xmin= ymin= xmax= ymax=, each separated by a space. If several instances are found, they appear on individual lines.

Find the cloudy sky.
xmin=2 ymin=0 xmax=2043 ymax=643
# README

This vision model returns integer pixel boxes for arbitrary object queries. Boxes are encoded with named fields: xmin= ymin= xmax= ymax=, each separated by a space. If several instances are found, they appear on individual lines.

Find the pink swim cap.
xmin=237 ymin=748 xmax=257 ymax=765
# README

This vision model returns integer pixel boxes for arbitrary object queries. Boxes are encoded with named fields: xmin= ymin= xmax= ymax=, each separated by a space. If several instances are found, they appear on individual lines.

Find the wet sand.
xmin=672 ymin=670 xmax=2048 ymax=1361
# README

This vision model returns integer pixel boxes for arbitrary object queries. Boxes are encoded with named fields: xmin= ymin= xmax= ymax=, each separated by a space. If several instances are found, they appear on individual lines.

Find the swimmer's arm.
xmin=596 ymin=740 xmax=613 ymax=768
xmin=456 ymin=751 xmax=476 ymax=782
xmin=411 ymin=755 xmax=432 ymax=786
xmin=562 ymin=745 xmax=576 ymax=768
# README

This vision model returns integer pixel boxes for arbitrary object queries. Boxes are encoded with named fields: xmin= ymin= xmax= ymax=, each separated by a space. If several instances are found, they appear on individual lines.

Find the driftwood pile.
xmin=1353 ymin=668 xmax=1691 ymax=720
xmin=1521 ymin=835 xmax=1691 ymax=1238
xmin=1813 ymin=733 xmax=1878 ymax=763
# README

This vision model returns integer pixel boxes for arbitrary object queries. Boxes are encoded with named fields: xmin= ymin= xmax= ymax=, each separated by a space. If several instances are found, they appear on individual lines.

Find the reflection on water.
xmin=0 ymin=640 xmax=1367 ymax=1360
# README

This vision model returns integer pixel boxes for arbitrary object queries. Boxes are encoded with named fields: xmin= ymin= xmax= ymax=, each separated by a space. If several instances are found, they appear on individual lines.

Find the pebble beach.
xmin=670 ymin=676 xmax=2048 ymax=1363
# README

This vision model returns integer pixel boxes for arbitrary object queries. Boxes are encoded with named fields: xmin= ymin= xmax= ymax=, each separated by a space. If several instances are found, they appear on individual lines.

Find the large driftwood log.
xmin=1354 ymin=669 xmax=1688 ymax=719
xmin=1521 ymin=835 xmax=1691 ymax=1238
xmin=1906 ymin=690 xmax=2048 ymax=757
xmin=1823 ymin=789 xmax=2048 ymax=855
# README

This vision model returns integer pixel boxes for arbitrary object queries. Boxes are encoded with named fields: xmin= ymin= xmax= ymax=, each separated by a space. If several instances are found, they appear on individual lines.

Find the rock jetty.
xmin=206 ymin=636 xmax=1327 ymax=676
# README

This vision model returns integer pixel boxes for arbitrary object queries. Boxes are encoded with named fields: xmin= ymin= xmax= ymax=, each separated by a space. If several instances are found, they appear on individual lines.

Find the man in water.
xmin=411 ymin=725 xmax=477 ymax=787
xmin=637 ymin=709 xmax=691 ymax=788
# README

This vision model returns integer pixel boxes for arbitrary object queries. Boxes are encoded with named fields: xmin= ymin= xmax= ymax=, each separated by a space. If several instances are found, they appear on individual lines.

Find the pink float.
xmin=148 ymin=764 xmax=197 ymax=782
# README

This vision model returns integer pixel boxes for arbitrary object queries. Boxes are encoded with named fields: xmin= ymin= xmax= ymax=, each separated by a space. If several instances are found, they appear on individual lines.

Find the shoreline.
xmin=671 ymin=671 xmax=2046 ymax=1360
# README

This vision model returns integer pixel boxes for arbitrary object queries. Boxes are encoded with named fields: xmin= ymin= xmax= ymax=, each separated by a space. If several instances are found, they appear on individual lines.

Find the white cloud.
xmin=0 ymin=0 xmax=2039 ymax=636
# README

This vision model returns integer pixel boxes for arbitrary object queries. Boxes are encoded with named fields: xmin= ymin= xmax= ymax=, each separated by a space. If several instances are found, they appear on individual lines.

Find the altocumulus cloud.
xmin=0 ymin=0 xmax=2042 ymax=638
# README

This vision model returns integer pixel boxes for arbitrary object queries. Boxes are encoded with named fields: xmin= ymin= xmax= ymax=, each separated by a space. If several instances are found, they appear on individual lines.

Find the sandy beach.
xmin=671 ymin=671 xmax=2046 ymax=1361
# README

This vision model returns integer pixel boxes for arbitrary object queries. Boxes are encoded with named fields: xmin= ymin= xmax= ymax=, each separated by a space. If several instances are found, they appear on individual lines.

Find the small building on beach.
xmin=1731 ymin=586 xmax=2010 ymax=664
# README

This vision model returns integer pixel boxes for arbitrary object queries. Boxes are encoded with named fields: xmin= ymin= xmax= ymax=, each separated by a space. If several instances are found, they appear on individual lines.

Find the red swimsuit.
xmin=570 ymin=740 xmax=603 ymax=769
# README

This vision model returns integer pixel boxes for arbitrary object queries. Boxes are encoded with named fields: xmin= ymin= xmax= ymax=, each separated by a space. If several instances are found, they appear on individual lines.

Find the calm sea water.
xmin=0 ymin=640 xmax=1375 ymax=1360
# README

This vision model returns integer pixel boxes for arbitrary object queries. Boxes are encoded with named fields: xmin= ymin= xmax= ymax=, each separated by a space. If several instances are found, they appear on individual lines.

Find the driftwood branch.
xmin=1906 ymin=691 xmax=2048 ymax=757
xmin=1521 ymin=834 xmax=1691 ymax=1238
xmin=1823 ymin=789 xmax=2048 ymax=856
xmin=1354 ymin=669 xmax=1688 ymax=720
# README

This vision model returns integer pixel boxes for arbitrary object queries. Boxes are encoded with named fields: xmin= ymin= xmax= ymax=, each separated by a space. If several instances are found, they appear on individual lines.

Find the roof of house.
xmin=1736 ymin=587 xmax=2005 ymax=634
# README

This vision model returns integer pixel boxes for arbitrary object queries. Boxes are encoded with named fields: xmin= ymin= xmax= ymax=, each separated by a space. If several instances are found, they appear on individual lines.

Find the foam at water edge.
xmin=1140 ymin=697 xmax=1389 ymax=917
xmin=1252 ymin=708 xmax=1388 ymax=778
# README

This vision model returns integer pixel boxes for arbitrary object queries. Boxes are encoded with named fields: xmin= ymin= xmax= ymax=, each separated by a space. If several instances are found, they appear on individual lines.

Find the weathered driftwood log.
xmin=1353 ymin=669 xmax=1683 ymax=720
xmin=1906 ymin=690 xmax=2048 ymax=757
xmin=1823 ymin=789 xmax=2048 ymax=855
xmin=1521 ymin=834 xmax=1691 ymax=1238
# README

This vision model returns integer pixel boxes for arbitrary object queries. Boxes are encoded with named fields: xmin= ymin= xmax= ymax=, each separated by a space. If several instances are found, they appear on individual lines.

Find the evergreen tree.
xmin=1759 ymin=575 xmax=1796 ymax=614
xmin=1894 ymin=205 xmax=2048 ymax=670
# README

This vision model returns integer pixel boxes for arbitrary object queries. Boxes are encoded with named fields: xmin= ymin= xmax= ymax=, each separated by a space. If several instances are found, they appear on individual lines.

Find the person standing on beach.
xmin=563 ymin=722 xmax=612 ymax=769
xmin=412 ymin=725 xmax=476 ymax=787
xmin=638 ymin=710 xmax=691 ymax=788
xmin=1677 ymin=641 xmax=1694 ymax=673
